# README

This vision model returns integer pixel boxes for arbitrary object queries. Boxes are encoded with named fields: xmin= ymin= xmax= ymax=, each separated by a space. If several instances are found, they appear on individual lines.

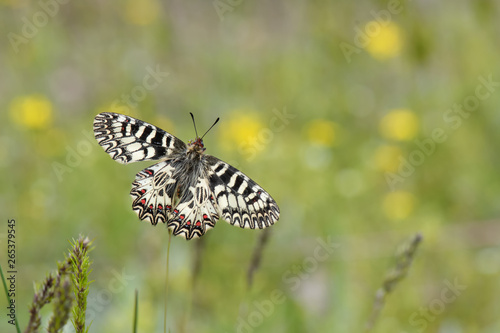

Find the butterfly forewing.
xmin=93 ymin=112 xmax=186 ymax=164
xmin=93 ymin=112 xmax=280 ymax=240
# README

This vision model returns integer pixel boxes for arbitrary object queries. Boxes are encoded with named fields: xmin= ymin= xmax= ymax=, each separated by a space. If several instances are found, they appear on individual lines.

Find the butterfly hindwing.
xmin=167 ymin=177 xmax=220 ymax=239
xmin=93 ymin=112 xmax=186 ymax=164
xmin=205 ymin=156 xmax=280 ymax=230
xmin=130 ymin=158 xmax=220 ymax=240
xmin=130 ymin=160 xmax=179 ymax=226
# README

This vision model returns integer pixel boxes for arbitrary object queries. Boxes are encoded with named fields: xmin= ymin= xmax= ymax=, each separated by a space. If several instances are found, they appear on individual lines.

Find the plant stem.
xmin=164 ymin=231 xmax=172 ymax=333
xmin=0 ymin=264 xmax=21 ymax=333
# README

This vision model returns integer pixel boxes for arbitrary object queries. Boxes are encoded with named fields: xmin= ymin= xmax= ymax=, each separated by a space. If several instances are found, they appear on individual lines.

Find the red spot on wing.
xmin=149 ymin=204 xmax=153 ymax=209
xmin=186 ymin=221 xmax=191 ymax=226
xmin=158 ymin=204 xmax=163 ymax=209
xmin=196 ymin=221 xmax=201 ymax=227
xmin=203 ymin=214 xmax=208 ymax=220
xmin=140 ymin=199 xmax=146 ymax=204
xmin=141 ymin=189 xmax=146 ymax=194
xmin=146 ymin=170 xmax=153 ymax=175
xmin=179 ymin=214 xmax=185 ymax=220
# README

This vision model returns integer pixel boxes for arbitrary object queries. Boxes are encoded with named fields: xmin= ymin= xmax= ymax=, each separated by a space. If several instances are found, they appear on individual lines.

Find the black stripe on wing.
xmin=93 ymin=112 xmax=186 ymax=164
xmin=204 ymin=155 xmax=280 ymax=230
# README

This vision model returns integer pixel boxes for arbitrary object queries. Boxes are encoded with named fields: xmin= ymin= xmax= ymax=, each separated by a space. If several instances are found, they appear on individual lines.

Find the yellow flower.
xmin=9 ymin=94 xmax=53 ymax=129
xmin=218 ymin=110 xmax=264 ymax=152
xmin=379 ymin=109 xmax=418 ymax=141
xmin=373 ymin=145 xmax=402 ymax=172
xmin=383 ymin=191 xmax=416 ymax=220
xmin=366 ymin=22 xmax=403 ymax=60
xmin=124 ymin=0 xmax=159 ymax=25
xmin=305 ymin=119 xmax=337 ymax=147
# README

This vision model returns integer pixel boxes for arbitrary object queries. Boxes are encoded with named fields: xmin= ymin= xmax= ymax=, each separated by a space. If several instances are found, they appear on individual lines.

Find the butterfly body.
xmin=93 ymin=112 xmax=280 ymax=240
xmin=187 ymin=137 xmax=206 ymax=154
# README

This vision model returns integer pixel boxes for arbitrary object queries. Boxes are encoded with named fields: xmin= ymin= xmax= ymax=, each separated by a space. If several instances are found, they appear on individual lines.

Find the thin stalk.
xmin=164 ymin=231 xmax=172 ymax=333
xmin=133 ymin=289 xmax=138 ymax=333
xmin=1 ymin=264 xmax=21 ymax=333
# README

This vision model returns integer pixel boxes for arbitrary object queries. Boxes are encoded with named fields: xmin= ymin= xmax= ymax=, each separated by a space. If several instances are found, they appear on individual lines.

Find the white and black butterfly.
xmin=93 ymin=112 xmax=280 ymax=240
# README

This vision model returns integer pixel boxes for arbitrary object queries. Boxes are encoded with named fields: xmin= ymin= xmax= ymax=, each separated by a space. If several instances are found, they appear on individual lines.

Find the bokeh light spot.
xmin=379 ymin=109 xmax=418 ymax=141
xmin=124 ymin=0 xmax=160 ymax=26
xmin=218 ymin=110 xmax=264 ymax=153
xmin=383 ymin=191 xmax=416 ymax=220
xmin=9 ymin=94 xmax=53 ymax=130
xmin=366 ymin=22 xmax=403 ymax=60
xmin=305 ymin=119 xmax=337 ymax=147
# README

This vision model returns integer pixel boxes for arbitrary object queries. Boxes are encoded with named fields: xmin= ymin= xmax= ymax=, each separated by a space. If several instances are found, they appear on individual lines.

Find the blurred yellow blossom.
xmin=305 ymin=119 xmax=337 ymax=146
xmin=379 ymin=109 xmax=418 ymax=141
xmin=366 ymin=22 xmax=403 ymax=60
xmin=9 ymin=94 xmax=53 ymax=129
xmin=124 ymin=0 xmax=159 ymax=25
xmin=383 ymin=191 xmax=416 ymax=220
xmin=218 ymin=111 xmax=264 ymax=152
xmin=373 ymin=145 xmax=402 ymax=172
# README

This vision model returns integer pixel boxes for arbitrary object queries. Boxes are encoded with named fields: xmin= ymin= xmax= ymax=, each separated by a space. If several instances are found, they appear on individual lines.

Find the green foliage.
xmin=69 ymin=236 xmax=94 ymax=333
xmin=24 ymin=236 xmax=93 ymax=333
xmin=133 ymin=290 xmax=138 ymax=333
xmin=366 ymin=233 xmax=423 ymax=331
xmin=2 ymin=1 xmax=500 ymax=332
xmin=0 ymin=264 xmax=21 ymax=333
xmin=47 ymin=279 xmax=73 ymax=333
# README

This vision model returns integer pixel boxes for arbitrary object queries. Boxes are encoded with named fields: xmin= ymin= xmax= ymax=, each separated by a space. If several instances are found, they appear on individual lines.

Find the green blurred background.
xmin=1 ymin=0 xmax=500 ymax=332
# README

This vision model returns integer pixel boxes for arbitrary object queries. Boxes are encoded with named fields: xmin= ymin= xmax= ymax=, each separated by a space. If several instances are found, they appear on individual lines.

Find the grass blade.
xmin=0 ymin=264 xmax=21 ymax=333
xmin=133 ymin=289 xmax=138 ymax=333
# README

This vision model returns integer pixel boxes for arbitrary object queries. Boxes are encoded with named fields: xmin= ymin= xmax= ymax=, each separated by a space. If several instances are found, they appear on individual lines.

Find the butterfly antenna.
xmin=201 ymin=117 xmax=220 ymax=139
xmin=190 ymin=112 xmax=199 ymax=138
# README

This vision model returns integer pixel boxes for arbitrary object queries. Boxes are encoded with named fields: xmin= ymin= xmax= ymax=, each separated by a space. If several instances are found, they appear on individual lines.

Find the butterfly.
xmin=93 ymin=112 xmax=280 ymax=240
